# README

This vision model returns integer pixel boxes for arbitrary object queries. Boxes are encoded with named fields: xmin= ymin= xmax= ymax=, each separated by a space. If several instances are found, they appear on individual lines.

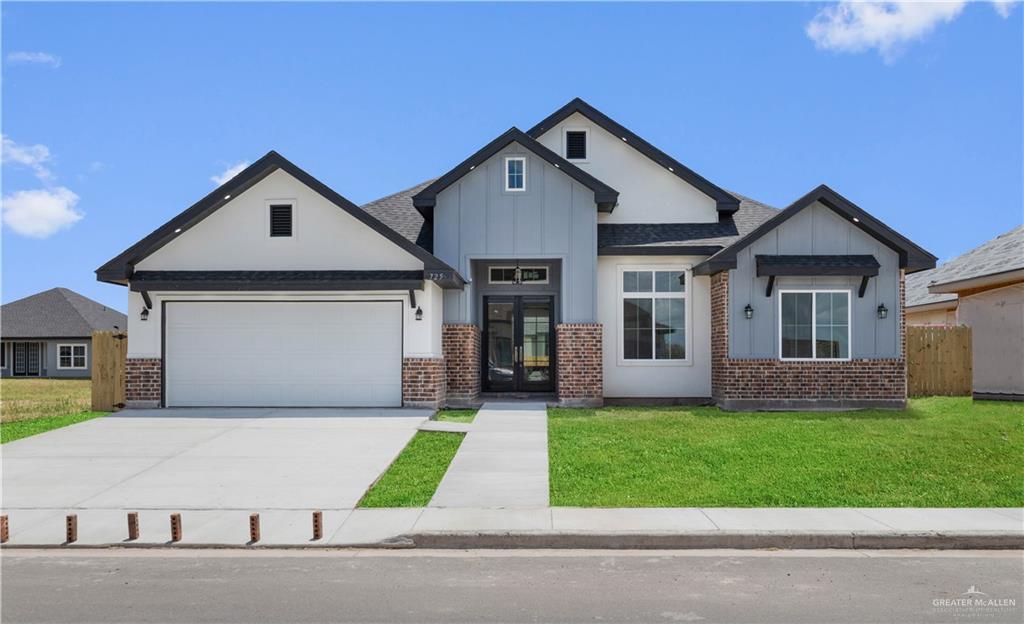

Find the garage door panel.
xmin=166 ymin=301 xmax=402 ymax=407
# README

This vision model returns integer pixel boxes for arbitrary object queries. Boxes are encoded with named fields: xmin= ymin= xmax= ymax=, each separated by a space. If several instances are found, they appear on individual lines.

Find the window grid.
xmin=57 ymin=344 xmax=87 ymax=370
xmin=621 ymin=269 xmax=687 ymax=361
xmin=779 ymin=290 xmax=851 ymax=361
xmin=505 ymin=157 xmax=525 ymax=191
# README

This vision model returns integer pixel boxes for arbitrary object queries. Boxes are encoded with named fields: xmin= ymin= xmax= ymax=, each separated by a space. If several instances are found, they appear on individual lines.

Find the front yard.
xmin=1 ymin=379 xmax=105 ymax=443
xmin=549 ymin=397 xmax=1023 ymax=508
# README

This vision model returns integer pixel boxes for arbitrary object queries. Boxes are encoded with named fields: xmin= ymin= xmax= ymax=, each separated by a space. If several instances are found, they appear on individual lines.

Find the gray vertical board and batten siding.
xmin=434 ymin=142 xmax=598 ymax=323
xmin=0 ymin=339 xmax=92 ymax=378
xmin=728 ymin=202 xmax=901 ymax=359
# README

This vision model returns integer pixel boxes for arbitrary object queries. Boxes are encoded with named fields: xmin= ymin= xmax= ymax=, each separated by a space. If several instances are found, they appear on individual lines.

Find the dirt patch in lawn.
xmin=1 ymin=378 xmax=92 ymax=423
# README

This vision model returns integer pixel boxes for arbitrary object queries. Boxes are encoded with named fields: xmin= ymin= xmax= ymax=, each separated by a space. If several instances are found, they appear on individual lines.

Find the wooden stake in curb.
xmin=169 ymin=513 xmax=182 ymax=543
xmin=312 ymin=510 xmax=323 ymax=540
xmin=66 ymin=514 xmax=78 ymax=543
xmin=249 ymin=513 xmax=260 ymax=543
xmin=1 ymin=515 xmax=9 ymax=543
xmin=127 ymin=512 xmax=139 ymax=541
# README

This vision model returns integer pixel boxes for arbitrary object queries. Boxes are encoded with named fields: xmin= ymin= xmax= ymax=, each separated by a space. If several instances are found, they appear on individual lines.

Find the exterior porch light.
xmin=140 ymin=307 xmax=150 ymax=322
xmin=877 ymin=303 xmax=888 ymax=319
xmin=744 ymin=304 xmax=753 ymax=320
xmin=415 ymin=306 xmax=423 ymax=321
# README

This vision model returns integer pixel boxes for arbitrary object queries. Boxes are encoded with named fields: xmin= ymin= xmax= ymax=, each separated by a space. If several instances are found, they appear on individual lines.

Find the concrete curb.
xmin=4 ymin=532 xmax=1020 ymax=550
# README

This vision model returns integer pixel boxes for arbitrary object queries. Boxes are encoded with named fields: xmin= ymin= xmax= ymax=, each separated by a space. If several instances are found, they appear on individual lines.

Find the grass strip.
xmin=1 ymin=411 xmax=107 ymax=444
xmin=359 ymin=431 xmax=465 ymax=507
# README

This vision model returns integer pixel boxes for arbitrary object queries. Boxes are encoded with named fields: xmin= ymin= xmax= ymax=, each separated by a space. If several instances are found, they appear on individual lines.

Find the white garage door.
xmin=165 ymin=301 xmax=402 ymax=407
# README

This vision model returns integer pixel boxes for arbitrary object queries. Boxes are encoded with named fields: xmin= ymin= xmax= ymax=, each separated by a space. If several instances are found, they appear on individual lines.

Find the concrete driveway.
xmin=2 ymin=408 xmax=430 ymax=511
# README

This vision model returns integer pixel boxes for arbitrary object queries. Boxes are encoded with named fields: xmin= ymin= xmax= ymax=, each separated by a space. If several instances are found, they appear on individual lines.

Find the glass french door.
xmin=483 ymin=296 xmax=554 ymax=392
xmin=13 ymin=342 xmax=41 ymax=377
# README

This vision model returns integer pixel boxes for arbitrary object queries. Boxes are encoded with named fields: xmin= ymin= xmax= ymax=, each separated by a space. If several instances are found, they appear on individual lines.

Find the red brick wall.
xmin=556 ymin=323 xmax=603 ymax=406
xmin=402 ymin=357 xmax=445 ymax=409
xmin=125 ymin=357 xmax=161 ymax=406
xmin=442 ymin=324 xmax=480 ymax=405
xmin=711 ymin=271 xmax=907 ymax=408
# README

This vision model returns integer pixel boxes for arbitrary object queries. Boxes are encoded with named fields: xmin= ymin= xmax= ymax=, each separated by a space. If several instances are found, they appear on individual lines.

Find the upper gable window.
xmin=505 ymin=157 xmax=526 ymax=192
xmin=269 ymin=203 xmax=293 ymax=237
xmin=565 ymin=129 xmax=588 ymax=161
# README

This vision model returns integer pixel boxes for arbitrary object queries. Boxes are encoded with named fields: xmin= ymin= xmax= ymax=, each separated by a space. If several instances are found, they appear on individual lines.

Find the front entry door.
xmin=483 ymin=296 xmax=554 ymax=392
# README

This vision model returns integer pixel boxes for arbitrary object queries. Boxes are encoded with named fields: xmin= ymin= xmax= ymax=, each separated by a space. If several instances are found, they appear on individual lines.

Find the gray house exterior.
xmin=1 ymin=288 xmax=127 ymax=379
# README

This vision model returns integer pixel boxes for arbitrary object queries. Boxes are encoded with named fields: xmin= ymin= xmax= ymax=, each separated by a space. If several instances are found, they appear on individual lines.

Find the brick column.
xmin=125 ymin=358 xmax=161 ymax=408
xmin=710 ymin=271 xmax=730 ymax=403
xmin=442 ymin=324 xmax=480 ymax=407
xmin=556 ymin=323 xmax=603 ymax=407
xmin=402 ymin=357 xmax=446 ymax=409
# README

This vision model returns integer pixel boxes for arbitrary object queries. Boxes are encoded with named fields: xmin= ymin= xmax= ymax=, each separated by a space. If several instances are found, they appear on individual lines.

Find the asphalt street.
xmin=2 ymin=549 xmax=1021 ymax=623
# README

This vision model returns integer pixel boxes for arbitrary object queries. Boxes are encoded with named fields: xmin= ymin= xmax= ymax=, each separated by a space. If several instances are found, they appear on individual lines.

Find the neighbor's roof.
xmin=905 ymin=269 xmax=958 ymax=309
xmin=1 ymin=288 xmax=127 ymax=339
xmin=925 ymin=225 xmax=1024 ymax=292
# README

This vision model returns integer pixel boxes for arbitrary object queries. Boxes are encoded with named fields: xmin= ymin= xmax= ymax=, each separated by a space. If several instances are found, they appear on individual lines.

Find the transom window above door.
xmin=780 ymin=290 xmax=850 ymax=360
xmin=58 ymin=344 xmax=87 ymax=369
xmin=489 ymin=266 xmax=548 ymax=284
xmin=621 ymin=268 xmax=687 ymax=361
xmin=505 ymin=157 xmax=526 ymax=191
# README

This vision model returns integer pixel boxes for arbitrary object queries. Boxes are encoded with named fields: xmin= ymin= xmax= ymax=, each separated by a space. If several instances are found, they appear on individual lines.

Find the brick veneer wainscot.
xmin=555 ymin=323 xmax=603 ymax=407
xmin=402 ymin=357 xmax=446 ymax=409
xmin=442 ymin=324 xmax=480 ymax=405
xmin=125 ymin=357 xmax=161 ymax=406
xmin=710 ymin=271 xmax=907 ymax=409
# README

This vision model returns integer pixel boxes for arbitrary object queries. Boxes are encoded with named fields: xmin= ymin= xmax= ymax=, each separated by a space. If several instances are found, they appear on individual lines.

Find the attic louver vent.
xmin=269 ymin=204 xmax=292 ymax=237
xmin=566 ymin=131 xmax=587 ymax=160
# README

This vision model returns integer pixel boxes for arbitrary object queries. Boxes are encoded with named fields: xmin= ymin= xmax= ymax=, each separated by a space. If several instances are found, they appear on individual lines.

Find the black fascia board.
xmin=694 ymin=184 xmax=937 ymax=276
xmin=411 ymin=127 xmax=619 ymax=217
xmin=128 ymin=270 xmax=425 ymax=292
xmin=95 ymin=151 xmax=465 ymax=288
xmin=526 ymin=97 xmax=740 ymax=215
xmin=598 ymin=245 xmax=723 ymax=256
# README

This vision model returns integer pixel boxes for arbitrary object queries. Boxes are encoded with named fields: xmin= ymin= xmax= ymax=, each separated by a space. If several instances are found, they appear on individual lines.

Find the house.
xmin=924 ymin=225 xmax=1023 ymax=400
xmin=96 ymin=98 xmax=935 ymax=410
xmin=905 ymin=269 xmax=958 ymax=326
xmin=1 ymin=288 xmax=127 ymax=379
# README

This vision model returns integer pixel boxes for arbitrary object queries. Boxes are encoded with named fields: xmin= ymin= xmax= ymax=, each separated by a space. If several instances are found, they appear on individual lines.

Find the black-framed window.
xmin=1 ymin=343 xmax=6 ymax=368
xmin=269 ymin=204 xmax=293 ymax=237
xmin=565 ymin=130 xmax=587 ymax=160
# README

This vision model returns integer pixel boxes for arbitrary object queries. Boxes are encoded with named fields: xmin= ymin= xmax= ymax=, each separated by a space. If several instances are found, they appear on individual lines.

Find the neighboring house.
xmin=97 ymin=98 xmax=935 ymax=410
xmin=0 ymin=288 xmax=127 ymax=379
xmin=905 ymin=269 xmax=958 ymax=326
xmin=924 ymin=225 xmax=1024 ymax=400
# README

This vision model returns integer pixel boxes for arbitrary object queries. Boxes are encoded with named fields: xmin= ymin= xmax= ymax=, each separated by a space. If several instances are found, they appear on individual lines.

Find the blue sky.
xmin=2 ymin=1 xmax=1021 ymax=311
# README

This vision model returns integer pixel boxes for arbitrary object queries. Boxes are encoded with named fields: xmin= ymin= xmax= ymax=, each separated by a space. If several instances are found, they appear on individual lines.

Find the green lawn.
xmin=1 ymin=378 xmax=106 ymax=443
xmin=1 ymin=411 xmax=107 ymax=444
xmin=435 ymin=409 xmax=477 ymax=423
xmin=548 ymin=397 xmax=1023 ymax=507
xmin=359 ymin=431 xmax=465 ymax=507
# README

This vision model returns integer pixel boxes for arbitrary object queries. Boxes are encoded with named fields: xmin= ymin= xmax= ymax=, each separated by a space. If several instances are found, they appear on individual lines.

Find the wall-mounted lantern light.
xmin=140 ymin=308 xmax=150 ymax=322
xmin=415 ymin=306 xmax=423 ymax=321
xmin=877 ymin=303 xmax=888 ymax=319
xmin=744 ymin=304 xmax=754 ymax=320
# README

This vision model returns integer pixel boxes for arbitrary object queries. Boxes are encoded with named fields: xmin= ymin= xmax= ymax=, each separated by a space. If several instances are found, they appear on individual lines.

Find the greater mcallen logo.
xmin=931 ymin=585 xmax=1018 ymax=615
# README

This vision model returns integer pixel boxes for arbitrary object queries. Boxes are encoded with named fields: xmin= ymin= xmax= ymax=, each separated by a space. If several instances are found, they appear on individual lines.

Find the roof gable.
xmin=96 ymin=151 xmax=463 ymax=286
xmin=527 ymin=98 xmax=739 ymax=216
xmin=1 ymin=288 xmax=127 ymax=338
xmin=694 ymin=184 xmax=937 ymax=275
xmin=411 ymin=127 xmax=619 ymax=215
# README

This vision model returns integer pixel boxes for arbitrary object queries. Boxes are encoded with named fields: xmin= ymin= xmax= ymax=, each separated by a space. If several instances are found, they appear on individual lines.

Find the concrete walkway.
xmin=428 ymin=402 xmax=549 ymax=508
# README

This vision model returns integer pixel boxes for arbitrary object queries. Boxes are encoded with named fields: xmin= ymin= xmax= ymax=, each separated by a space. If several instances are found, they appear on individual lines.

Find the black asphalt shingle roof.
xmin=1 ymin=288 xmax=127 ymax=339
xmin=755 ymin=254 xmax=880 ymax=276
xmin=362 ymin=185 xmax=779 ymax=255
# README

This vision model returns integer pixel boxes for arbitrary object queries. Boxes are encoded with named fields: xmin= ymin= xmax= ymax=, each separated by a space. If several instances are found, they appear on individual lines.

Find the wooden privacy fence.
xmin=91 ymin=330 xmax=127 ymax=411
xmin=907 ymin=325 xmax=972 ymax=397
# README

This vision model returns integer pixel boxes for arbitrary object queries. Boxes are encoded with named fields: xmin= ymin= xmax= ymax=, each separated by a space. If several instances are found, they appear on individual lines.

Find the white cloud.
xmin=6 ymin=51 xmax=61 ymax=68
xmin=806 ymin=2 xmax=1017 ymax=60
xmin=2 ymin=136 xmax=55 ymax=182
xmin=211 ymin=161 xmax=249 ymax=186
xmin=1 ymin=187 xmax=82 ymax=238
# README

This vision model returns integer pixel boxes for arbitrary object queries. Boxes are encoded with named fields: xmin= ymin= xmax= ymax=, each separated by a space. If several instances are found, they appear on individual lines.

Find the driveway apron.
xmin=428 ymin=402 xmax=549 ymax=508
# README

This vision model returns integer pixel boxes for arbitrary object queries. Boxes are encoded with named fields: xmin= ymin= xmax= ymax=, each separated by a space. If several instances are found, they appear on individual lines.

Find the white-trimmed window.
xmin=564 ymin=128 xmax=588 ymax=161
xmin=779 ymin=290 xmax=850 ymax=360
xmin=620 ymin=268 xmax=687 ymax=361
xmin=505 ymin=157 xmax=526 ymax=191
xmin=57 ymin=344 xmax=87 ymax=370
